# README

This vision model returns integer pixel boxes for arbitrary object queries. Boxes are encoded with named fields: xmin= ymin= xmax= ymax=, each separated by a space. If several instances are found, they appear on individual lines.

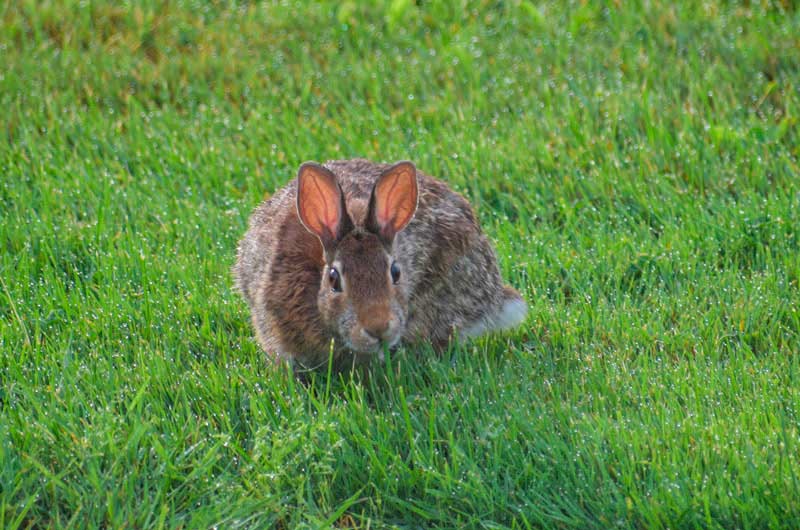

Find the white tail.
xmin=462 ymin=292 xmax=527 ymax=338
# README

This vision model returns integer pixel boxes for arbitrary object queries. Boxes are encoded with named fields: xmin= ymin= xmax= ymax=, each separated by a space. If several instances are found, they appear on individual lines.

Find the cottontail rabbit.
xmin=234 ymin=159 xmax=526 ymax=370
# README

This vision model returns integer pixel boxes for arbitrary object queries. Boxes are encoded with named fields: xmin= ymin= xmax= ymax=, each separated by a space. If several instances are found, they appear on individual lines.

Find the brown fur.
xmin=234 ymin=159 xmax=526 ymax=370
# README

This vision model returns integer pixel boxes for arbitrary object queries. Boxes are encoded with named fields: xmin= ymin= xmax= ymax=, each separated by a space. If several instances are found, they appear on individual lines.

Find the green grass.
xmin=2 ymin=0 xmax=799 ymax=527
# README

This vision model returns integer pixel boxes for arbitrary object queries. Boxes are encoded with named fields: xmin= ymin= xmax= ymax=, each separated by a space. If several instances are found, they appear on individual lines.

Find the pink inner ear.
xmin=376 ymin=164 xmax=417 ymax=233
xmin=298 ymin=165 xmax=342 ymax=238
xmin=377 ymin=178 xmax=400 ymax=226
xmin=307 ymin=178 xmax=338 ymax=234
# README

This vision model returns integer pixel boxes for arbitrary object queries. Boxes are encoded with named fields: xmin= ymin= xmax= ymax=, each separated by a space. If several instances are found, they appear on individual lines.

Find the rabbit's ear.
xmin=297 ymin=162 xmax=353 ymax=250
xmin=367 ymin=161 xmax=419 ymax=244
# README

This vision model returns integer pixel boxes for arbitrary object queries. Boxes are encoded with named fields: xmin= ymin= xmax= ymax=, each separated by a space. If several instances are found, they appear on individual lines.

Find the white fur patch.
xmin=494 ymin=297 xmax=528 ymax=329
xmin=462 ymin=297 xmax=528 ymax=338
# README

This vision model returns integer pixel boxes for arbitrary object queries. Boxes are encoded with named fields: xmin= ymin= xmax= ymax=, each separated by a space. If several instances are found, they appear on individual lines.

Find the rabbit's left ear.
xmin=367 ymin=161 xmax=419 ymax=244
xmin=296 ymin=162 xmax=354 ymax=251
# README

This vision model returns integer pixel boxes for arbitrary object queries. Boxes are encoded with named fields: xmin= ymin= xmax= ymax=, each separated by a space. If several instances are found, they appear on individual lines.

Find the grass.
xmin=1 ymin=0 xmax=799 ymax=527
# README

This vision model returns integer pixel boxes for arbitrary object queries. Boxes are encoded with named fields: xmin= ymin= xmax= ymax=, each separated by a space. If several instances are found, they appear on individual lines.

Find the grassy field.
xmin=2 ymin=1 xmax=799 ymax=528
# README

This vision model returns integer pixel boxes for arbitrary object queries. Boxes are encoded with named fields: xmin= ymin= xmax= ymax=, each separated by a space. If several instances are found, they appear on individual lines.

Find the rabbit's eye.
xmin=329 ymin=267 xmax=342 ymax=292
xmin=390 ymin=261 xmax=401 ymax=284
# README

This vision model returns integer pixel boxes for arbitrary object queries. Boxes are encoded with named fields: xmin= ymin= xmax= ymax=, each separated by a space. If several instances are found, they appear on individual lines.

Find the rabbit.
xmin=234 ymin=159 xmax=527 ymax=371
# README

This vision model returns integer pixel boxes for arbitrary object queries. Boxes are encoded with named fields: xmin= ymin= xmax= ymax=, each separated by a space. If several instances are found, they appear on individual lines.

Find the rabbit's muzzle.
xmin=342 ymin=301 xmax=405 ymax=356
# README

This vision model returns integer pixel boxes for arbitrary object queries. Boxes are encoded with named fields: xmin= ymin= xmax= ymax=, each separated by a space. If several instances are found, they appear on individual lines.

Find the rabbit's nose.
xmin=364 ymin=321 xmax=390 ymax=341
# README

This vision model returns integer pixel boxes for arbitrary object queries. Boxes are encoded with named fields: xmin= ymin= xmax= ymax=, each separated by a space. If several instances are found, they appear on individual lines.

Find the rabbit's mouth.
xmin=346 ymin=323 xmax=403 ymax=357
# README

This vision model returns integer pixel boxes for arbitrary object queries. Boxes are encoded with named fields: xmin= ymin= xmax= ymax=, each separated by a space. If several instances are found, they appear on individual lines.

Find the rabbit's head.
xmin=296 ymin=161 xmax=418 ymax=357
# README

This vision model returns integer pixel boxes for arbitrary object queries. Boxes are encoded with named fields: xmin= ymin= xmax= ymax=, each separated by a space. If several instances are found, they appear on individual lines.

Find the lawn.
xmin=1 ymin=1 xmax=799 ymax=528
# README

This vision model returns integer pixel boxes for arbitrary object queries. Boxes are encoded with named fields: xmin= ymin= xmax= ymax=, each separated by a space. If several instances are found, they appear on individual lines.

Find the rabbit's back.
xmin=234 ymin=182 xmax=297 ymax=305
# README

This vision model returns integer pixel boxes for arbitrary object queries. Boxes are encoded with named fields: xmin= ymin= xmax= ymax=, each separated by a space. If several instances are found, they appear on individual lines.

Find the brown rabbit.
xmin=234 ymin=159 xmax=526 ymax=371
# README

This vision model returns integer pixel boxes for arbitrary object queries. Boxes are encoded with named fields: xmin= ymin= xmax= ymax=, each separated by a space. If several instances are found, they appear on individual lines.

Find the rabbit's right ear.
xmin=296 ymin=162 xmax=353 ymax=251
xmin=366 ymin=161 xmax=419 ymax=245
